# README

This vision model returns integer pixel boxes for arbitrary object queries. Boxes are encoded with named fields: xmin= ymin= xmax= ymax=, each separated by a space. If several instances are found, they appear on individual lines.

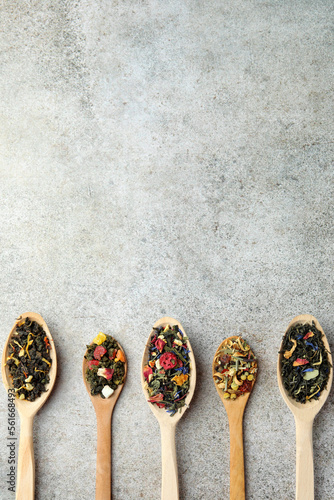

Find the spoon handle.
xmin=227 ymin=411 xmax=245 ymax=500
xmin=95 ymin=411 xmax=112 ymax=500
xmin=160 ymin=423 xmax=178 ymax=500
xmin=295 ymin=418 xmax=314 ymax=500
xmin=16 ymin=415 xmax=35 ymax=500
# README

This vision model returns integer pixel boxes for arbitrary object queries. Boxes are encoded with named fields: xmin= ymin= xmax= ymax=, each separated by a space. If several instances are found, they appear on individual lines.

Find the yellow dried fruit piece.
xmin=25 ymin=383 xmax=34 ymax=391
xmin=230 ymin=393 xmax=237 ymax=399
xmin=25 ymin=334 xmax=34 ymax=359
xmin=247 ymin=374 xmax=254 ymax=381
xmin=241 ymin=375 xmax=247 ymax=380
xmin=93 ymin=332 xmax=107 ymax=345
xmin=223 ymin=392 xmax=230 ymax=399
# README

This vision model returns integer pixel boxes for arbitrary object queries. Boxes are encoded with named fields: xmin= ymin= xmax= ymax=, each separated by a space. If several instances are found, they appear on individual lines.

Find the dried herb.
xmin=5 ymin=317 xmax=52 ymax=401
xmin=143 ymin=324 xmax=191 ymax=416
xmin=213 ymin=336 xmax=257 ymax=400
xmin=280 ymin=322 xmax=331 ymax=403
xmin=85 ymin=332 xmax=126 ymax=398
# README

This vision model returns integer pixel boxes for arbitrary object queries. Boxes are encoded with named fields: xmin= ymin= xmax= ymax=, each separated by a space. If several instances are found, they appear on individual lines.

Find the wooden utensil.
xmin=1 ymin=312 xmax=57 ymax=500
xmin=277 ymin=314 xmax=333 ymax=500
xmin=83 ymin=339 xmax=127 ymax=500
xmin=141 ymin=317 xmax=196 ymax=500
xmin=212 ymin=336 xmax=257 ymax=500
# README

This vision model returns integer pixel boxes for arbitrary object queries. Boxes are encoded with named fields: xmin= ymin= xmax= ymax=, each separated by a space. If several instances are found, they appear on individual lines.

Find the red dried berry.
xmin=239 ymin=380 xmax=252 ymax=393
xmin=159 ymin=352 xmax=178 ymax=370
xmin=93 ymin=345 xmax=107 ymax=360
xmin=88 ymin=360 xmax=99 ymax=369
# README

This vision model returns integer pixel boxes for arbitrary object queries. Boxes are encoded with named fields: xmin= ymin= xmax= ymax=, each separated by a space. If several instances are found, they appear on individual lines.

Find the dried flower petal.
xmin=172 ymin=373 xmax=189 ymax=386
xmin=148 ymin=393 xmax=164 ymax=403
xmin=155 ymin=338 xmax=166 ymax=352
xmin=293 ymin=358 xmax=309 ymax=366
xmin=143 ymin=365 xmax=153 ymax=381
xmin=284 ymin=339 xmax=297 ymax=359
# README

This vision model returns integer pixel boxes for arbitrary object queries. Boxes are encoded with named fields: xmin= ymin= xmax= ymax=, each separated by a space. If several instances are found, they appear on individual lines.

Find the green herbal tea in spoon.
xmin=141 ymin=317 xmax=196 ymax=500
xmin=1 ymin=312 xmax=57 ymax=500
xmin=278 ymin=314 xmax=332 ymax=500
xmin=83 ymin=331 xmax=127 ymax=500
xmin=213 ymin=336 xmax=257 ymax=500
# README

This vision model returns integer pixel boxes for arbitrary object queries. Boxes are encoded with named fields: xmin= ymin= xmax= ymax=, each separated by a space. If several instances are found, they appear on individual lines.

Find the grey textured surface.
xmin=0 ymin=1 xmax=333 ymax=499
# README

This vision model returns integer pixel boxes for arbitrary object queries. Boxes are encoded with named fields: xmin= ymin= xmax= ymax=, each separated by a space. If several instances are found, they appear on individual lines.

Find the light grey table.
xmin=0 ymin=1 xmax=333 ymax=499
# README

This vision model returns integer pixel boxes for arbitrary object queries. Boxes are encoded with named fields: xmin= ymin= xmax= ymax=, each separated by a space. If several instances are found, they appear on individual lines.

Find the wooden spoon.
xmin=212 ymin=336 xmax=257 ymax=500
xmin=141 ymin=317 xmax=196 ymax=500
xmin=83 ymin=338 xmax=127 ymax=500
xmin=277 ymin=314 xmax=333 ymax=500
xmin=1 ymin=312 xmax=57 ymax=500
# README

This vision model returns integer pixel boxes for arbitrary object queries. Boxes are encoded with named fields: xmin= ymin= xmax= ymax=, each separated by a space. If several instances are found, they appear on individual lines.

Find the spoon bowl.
xmin=82 ymin=353 xmax=127 ymax=412
xmin=141 ymin=317 xmax=196 ymax=500
xmin=83 ymin=337 xmax=127 ymax=500
xmin=212 ymin=335 xmax=257 ymax=500
xmin=277 ymin=314 xmax=333 ymax=416
xmin=1 ymin=312 xmax=57 ymax=500
xmin=277 ymin=314 xmax=333 ymax=500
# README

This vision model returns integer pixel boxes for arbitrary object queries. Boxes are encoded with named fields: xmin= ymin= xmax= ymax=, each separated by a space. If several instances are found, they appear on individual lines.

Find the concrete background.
xmin=0 ymin=0 xmax=333 ymax=499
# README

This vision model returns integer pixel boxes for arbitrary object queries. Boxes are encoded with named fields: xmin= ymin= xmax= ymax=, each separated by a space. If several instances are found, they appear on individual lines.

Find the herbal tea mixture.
xmin=280 ymin=322 xmax=331 ymax=403
xmin=213 ymin=336 xmax=257 ymax=400
xmin=5 ymin=317 xmax=52 ymax=401
xmin=143 ymin=324 xmax=191 ymax=416
xmin=85 ymin=333 xmax=126 ymax=398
